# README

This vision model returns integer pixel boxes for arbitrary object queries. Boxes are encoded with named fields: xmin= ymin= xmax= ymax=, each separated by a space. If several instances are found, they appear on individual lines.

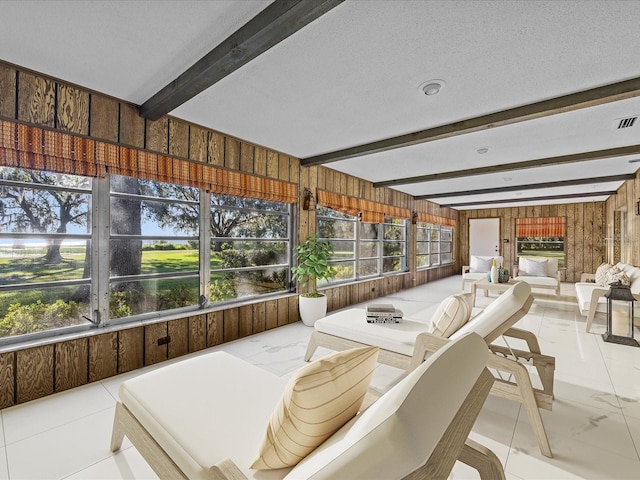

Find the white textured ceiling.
xmin=0 ymin=0 xmax=639 ymax=210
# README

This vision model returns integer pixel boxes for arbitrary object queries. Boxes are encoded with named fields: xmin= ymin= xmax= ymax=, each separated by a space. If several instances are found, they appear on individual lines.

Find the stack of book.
xmin=366 ymin=303 xmax=403 ymax=323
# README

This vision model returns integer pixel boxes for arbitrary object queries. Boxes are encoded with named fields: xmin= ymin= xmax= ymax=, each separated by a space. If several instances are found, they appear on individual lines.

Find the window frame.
xmin=0 ymin=169 xmax=294 ymax=345
xmin=316 ymin=207 xmax=408 ymax=286
xmin=416 ymin=222 xmax=454 ymax=270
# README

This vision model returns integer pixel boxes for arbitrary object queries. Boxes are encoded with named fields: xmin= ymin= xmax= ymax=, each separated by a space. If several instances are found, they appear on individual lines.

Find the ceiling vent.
xmin=614 ymin=116 xmax=637 ymax=129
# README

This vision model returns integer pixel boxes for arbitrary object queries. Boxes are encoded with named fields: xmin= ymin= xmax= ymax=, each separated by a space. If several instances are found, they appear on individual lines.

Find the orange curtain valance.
xmin=0 ymin=120 xmax=298 ymax=204
xmin=516 ymin=217 xmax=566 ymax=237
xmin=416 ymin=212 xmax=456 ymax=227
xmin=316 ymin=190 xmax=411 ymax=223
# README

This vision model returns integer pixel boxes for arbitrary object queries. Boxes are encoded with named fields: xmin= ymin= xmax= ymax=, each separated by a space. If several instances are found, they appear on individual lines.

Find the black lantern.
xmin=602 ymin=281 xmax=639 ymax=347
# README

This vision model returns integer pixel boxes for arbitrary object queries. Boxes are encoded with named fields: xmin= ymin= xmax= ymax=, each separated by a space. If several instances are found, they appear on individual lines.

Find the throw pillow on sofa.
xmin=520 ymin=257 xmax=549 ymax=277
xmin=595 ymin=263 xmax=613 ymax=286
xmin=251 ymin=346 xmax=379 ymax=470
xmin=605 ymin=266 xmax=631 ymax=286
xmin=470 ymin=256 xmax=493 ymax=273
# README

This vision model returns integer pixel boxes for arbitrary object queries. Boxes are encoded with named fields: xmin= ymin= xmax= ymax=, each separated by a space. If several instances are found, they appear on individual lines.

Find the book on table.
xmin=366 ymin=304 xmax=403 ymax=323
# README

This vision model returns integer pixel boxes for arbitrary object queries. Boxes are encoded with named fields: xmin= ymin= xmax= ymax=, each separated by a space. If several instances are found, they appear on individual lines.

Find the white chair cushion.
xmin=118 ymin=352 xmax=290 ymax=480
xmin=286 ymin=333 xmax=489 ymax=480
xmin=519 ymin=256 xmax=558 ymax=277
xmin=519 ymin=257 xmax=549 ymax=277
xmin=470 ymin=255 xmax=503 ymax=273
xmin=252 ymin=347 xmax=379 ymax=470
xmin=430 ymin=294 xmax=471 ymax=337
xmin=470 ymin=256 xmax=492 ymax=273
xmin=315 ymin=309 xmax=430 ymax=356
xmin=575 ymin=282 xmax=607 ymax=313
xmin=451 ymin=282 xmax=531 ymax=341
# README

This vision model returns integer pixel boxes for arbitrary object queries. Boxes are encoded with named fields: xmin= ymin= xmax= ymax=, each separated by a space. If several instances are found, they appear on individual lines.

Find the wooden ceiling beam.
xmin=440 ymin=191 xmax=616 ymax=208
xmin=372 ymin=145 xmax=640 ymax=188
xmin=415 ymin=174 xmax=636 ymax=200
xmin=140 ymin=0 xmax=344 ymax=120
xmin=301 ymin=77 xmax=640 ymax=167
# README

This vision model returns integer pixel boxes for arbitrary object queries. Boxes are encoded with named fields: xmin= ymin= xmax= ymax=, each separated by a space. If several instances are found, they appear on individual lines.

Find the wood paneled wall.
xmin=457 ymin=203 xmax=606 ymax=283
xmin=0 ymin=61 xmax=457 ymax=409
xmin=606 ymin=169 xmax=640 ymax=267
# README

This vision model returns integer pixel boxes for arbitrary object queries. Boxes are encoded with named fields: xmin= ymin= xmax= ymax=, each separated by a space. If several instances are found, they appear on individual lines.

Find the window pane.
xmin=210 ymin=267 xmax=287 ymax=302
xmin=430 ymin=241 xmax=440 ymax=253
xmin=359 ymin=259 xmax=378 ymax=277
xmin=430 ymin=254 xmax=440 ymax=265
xmin=213 ymin=194 xmax=287 ymax=213
xmin=328 ymin=240 xmax=355 ymax=260
xmin=383 ymin=241 xmax=404 ymax=256
xmin=383 ymin=222 xmax=405 ymax=241
xmin=359 ymin=223 xmax=378 ymax=240
xmin=120 ymin=240 xmax=199 ymax=276
xmin=0 ymin=285 xmax=91 ymax=339
xmin=442 ymin=252 xmax=452 ymax=263
xmin=416 ymin=242 xmax=429 ymax=255
xmin=441 ymin=228 xmax=453 ymax=241
xmin=0 ymin=168 xmax=93 ymax=340
xmin=441 ymin=242 xmax=451 ymax=253
xmin=211 ymin=209 xmax=288 ymax=239
xmin=359 ymin=240 xmax=378 ymax=258
xmin=210 ymin=241 xmax=287 ymax=270
xmin=416 ymin=255 xmax=429 ymax=268
xmin=416 ymin=228 xmax=429 ymax=242
xmin=317 ymin=206 xmax=353 ymax=219
xmin=0 ymin=239 xmax=90 ymax=284
xmin=318 ymin=218 xmax=355 ymax=239
xmin=383 ymin=257 xmax=402 ymax=273
xmin=109 ymin=276 xmax=200 ymax=318
xmin=325 ymin=261 xmax=355 ymax=282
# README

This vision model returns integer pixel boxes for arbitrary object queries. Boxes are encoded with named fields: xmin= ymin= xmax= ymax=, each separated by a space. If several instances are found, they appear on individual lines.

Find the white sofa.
xmin=576 ymin=262 xmax=640 ymax=333
xmin=111 ymin=334 xmax=505 ymax=480
xmin=461 ymin=255 xmax=504 ymax=290
xmin=513 ymin=256 xmax=561 ymax=296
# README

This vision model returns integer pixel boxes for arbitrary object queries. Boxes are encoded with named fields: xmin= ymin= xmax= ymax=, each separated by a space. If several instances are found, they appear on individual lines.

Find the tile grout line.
xmin=594 ymin=334 xmax=640 ymax=462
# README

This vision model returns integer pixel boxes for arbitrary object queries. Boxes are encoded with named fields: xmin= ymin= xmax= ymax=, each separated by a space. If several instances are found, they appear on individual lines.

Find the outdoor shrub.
xmin=158 ymin=284 xmax=195 ymax=310
xmin=0 ymin=299 xmax=79 ymax=336
xmin=109 ymin=291 xmax=133 ymax=319
xmin=210 ymin=278 xmax=236 ymax=302
xmin=220 ymin=249 xmax=248 ymax=269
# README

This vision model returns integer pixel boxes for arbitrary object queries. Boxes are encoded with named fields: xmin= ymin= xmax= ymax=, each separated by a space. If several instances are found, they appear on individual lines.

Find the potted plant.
xmin=292 ymin=234 xmax=335 ymax=326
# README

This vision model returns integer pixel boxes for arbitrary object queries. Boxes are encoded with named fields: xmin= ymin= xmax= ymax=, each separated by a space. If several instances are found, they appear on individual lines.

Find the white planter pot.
xmin=298 ymin=294 xmax=328 ymax=327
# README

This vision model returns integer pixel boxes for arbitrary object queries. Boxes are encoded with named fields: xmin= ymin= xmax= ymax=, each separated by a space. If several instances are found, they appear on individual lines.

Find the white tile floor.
xmin=1 ymin=276 xmax=639 ymax=480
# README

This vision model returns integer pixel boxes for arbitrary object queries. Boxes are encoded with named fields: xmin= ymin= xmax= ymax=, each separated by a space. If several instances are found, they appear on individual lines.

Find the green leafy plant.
xmin=291 ymin=234 xmax=335 ymax=297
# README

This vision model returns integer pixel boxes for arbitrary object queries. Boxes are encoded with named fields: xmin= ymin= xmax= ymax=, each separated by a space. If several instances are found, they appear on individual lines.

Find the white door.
xmin=469 ymin=218 xmax=500 ymax=257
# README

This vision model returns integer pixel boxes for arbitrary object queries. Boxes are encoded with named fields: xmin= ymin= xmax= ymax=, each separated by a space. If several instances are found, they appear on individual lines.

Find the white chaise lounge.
xmin=111 ymin=333 xmax=505 ymax=480
xmin=305 ymin=281 xmax=555 ymax=458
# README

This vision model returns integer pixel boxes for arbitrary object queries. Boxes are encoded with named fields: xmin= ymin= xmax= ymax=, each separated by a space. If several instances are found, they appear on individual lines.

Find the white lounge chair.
xmin=111 ymin=333 xmax=505 ymax=479
xmin=305 ymin=281 xmax=555 ymax=458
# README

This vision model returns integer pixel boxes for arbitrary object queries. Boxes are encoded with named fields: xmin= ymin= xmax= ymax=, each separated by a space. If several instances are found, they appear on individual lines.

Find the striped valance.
xmin=416 ymin=212 xmax=456 ymax=227
xmin=0 ymin=120 xmax=298 ymax=204
xmin=516 ymin=217 xmax=566 ymax=237
xmin=316 ymin=190 xmax=411 ymax=223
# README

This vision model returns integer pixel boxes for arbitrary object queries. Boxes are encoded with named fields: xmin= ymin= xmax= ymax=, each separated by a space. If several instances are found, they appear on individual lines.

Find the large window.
xmin=109 ymin=176 xmax=200 ymax=319
xmin=209 ymin=195 xmax=290 ymax=303
xmin=416 ymin=223 xmax=453 ymax=269
xmin=317 ymin=207 xmax=407 ymax=285
xmin=0 ymin=167 xmax=93 ymax=337
xmin=516 ymin=217 xmax=566 ymax=267
xmin=0 ymin=168 xmax=292 ymax=342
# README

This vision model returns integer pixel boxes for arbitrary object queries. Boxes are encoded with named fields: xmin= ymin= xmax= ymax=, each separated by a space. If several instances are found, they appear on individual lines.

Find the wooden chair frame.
xmin=304 ymin=294 xmax=555 ymax=458
xmin=111 ymin=367 xmax=505 ymax=480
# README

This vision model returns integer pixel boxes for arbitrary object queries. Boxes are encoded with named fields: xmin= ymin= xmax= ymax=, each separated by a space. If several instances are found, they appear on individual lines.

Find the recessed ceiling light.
xmin=629 ymin=159 xmax=640 ymax=163
xmin=418 ymin=80 xmax=445 ymax=96
xmin=477 ymin=147 xmax=489 ymax=154
xmin=503 ymin=177 xmax=512 ymax=182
